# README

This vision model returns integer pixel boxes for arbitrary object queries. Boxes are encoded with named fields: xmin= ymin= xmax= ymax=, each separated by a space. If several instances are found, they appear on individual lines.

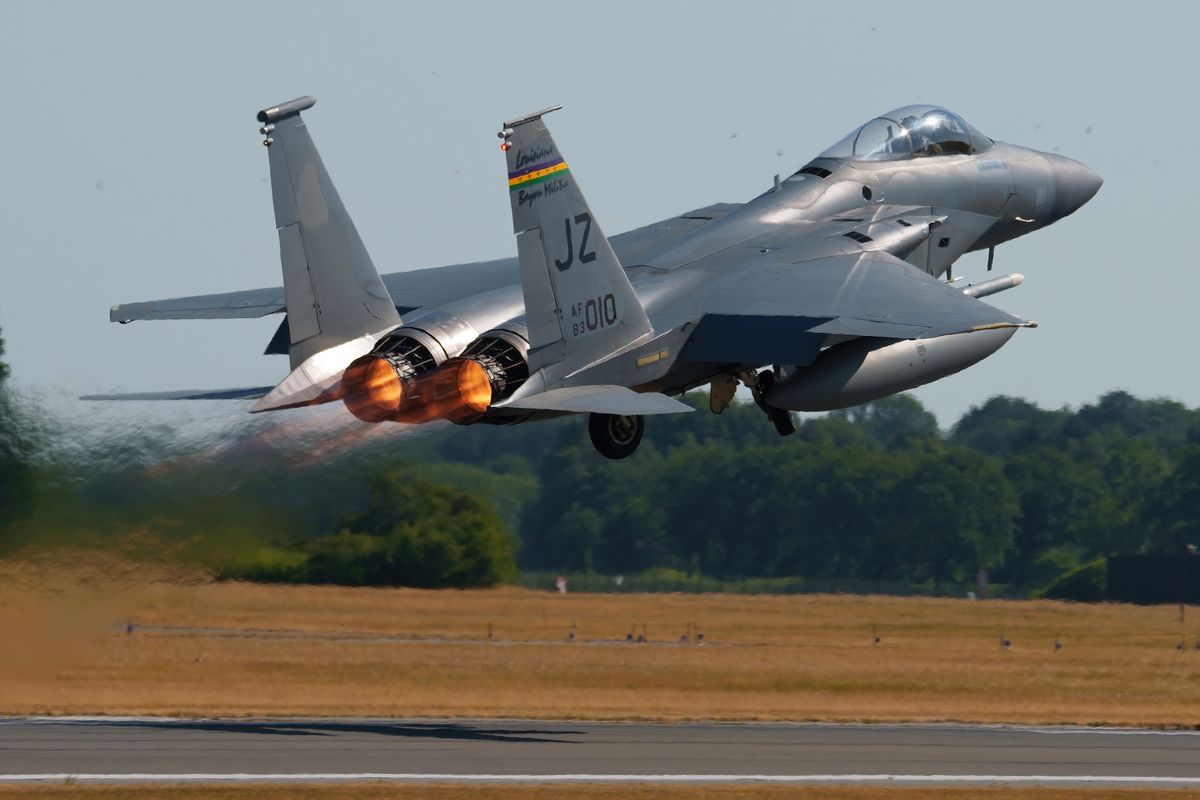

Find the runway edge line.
xmin=2 ymin=774 xmax=1200 ymax=785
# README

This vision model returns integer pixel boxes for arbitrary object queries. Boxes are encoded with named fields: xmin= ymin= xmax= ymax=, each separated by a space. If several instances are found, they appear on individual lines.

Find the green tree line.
xmin=2 ymin=318 xmax=1198 ymax=594
xmin=414 ymin=390 xmax=1200 ymax=592
xmin=0 ymin=322 xmax=35 ymax=534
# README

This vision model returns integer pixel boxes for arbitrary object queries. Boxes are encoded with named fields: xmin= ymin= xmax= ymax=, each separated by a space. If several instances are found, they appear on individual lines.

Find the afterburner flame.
xmin=340 ymin=355 xmax=493 ymax=425
xmin=341 ymin=356 xmax=404 ymax=423
xmin=455 ymin=359 xmax=494 ymax=414
xmin=424 ymin=358 xmax=493 ymax=425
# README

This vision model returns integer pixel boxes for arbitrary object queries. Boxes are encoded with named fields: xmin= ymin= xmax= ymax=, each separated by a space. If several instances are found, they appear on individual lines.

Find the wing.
xmin=682 ymin=249 xmax=1030 ymax=367
xmin=109 ymin=203 xmax=741 ymax=323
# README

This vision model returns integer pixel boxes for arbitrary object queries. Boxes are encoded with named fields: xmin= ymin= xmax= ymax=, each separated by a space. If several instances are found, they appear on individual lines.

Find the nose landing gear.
xmin=588 ymin=412 xmax=645 ymax=459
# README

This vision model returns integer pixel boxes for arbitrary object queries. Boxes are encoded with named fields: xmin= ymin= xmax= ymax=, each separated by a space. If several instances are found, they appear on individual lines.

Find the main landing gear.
xmin=746 ymin=368 xmax=796 ymax=437
xmin=587 ymin=369 xmax=795 ymax=459
xmin=588 ymin=412 xmax=645 ymax=460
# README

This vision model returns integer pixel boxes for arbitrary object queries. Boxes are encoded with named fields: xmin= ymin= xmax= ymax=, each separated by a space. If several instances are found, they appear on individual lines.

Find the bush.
xmin=222 ymin=545 xmax=309 ymax=583
xmin=222 ymin=469 xmax=517 ymax=589
xmin=1039 ymin=558 xmax=1106 ymax=602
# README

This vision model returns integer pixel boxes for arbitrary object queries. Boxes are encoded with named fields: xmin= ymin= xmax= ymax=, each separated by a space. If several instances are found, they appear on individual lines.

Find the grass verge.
xmin=1 ymin=557 xmax=1198 ymax=726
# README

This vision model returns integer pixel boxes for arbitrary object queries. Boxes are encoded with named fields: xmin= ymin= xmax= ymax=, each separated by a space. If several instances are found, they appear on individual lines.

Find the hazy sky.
xmin=2 ymin=1 xmax=1197 ymax=429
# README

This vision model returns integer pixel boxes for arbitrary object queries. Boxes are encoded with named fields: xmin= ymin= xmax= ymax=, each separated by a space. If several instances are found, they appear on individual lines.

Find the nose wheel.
xmin=588 ymin=413 xmax=645 ymax=459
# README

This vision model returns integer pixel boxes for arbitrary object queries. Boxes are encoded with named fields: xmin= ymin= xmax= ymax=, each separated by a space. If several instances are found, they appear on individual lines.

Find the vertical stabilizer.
xmin=258 ymin=97 xmax=400 ymax=368
xmin=501 ymin=108 xmax=651 ymax=372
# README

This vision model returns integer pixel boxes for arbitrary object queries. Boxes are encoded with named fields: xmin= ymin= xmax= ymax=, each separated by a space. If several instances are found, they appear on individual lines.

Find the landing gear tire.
xmin=751 ymin=369 xmax=796 ymax=437
xmin=588 ymin=413 xmax=644 ymax=459
xmin=766 ymin=405 xmax=796 ymax=437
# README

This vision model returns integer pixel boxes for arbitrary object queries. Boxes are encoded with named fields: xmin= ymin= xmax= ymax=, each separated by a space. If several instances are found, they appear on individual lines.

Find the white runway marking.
xmin=2 ymin=773 xmax=1200 ymax=785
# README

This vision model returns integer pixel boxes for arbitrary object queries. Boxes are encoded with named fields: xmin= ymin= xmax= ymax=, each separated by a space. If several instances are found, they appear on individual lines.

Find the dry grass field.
xmin=1 ymin=554 xmax=1199 ymax=725
xmin=2 ymin=784 xmax=1198 ymax=800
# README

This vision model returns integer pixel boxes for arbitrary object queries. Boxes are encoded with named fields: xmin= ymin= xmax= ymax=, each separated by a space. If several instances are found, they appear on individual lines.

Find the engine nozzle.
xmin=341 ymin=355 xmax=410 ymax=423
xmin=424 ymin=357 xmax=494 ymax=424
xmin=340 ymin=354 xmax=494 ymax=425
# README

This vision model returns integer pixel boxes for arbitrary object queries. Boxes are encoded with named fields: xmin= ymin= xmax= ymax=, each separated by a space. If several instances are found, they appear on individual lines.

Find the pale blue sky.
xmin=2 ymin=0 xmax=1196 ymax=429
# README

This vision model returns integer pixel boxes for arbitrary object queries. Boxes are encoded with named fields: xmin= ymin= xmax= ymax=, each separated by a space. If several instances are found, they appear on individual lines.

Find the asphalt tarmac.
xmin=1 ymin=717 xmax=1199 ymax=786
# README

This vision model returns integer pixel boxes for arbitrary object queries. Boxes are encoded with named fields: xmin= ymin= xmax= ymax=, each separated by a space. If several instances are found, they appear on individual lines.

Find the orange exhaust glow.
xmin=393 ymin=358 xmax=492 ymax=425
xmin=340 ymin=356 xmax=494 ymax=425
xmin=431 ymin=358 xmax=493 ymax=424
xmin=341 ymin=356 xmax=405 ymax=423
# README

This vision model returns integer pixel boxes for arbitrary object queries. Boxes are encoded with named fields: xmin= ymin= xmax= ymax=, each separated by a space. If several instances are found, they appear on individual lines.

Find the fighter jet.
xmin=103 ymin=97 xmax=1101 ymax=458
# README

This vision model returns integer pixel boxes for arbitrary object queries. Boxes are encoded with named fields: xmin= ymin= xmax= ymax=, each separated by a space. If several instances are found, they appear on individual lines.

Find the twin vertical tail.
xmin=253 ymin=101 xmax=660 ymax=418
xmin=501 ymin=108 xmax=652 ymax=375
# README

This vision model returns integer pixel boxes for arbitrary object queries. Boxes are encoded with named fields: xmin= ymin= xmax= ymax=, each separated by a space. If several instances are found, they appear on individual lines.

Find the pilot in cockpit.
xmin=900 ymin=115 xmax=934 ymax=156
xmin=910 ymin=110 xmax=972 ymax=157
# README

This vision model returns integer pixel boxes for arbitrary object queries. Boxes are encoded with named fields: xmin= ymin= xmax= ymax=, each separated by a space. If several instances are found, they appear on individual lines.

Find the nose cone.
xmin=1049 ymin=154 xmax=1103 ymax=218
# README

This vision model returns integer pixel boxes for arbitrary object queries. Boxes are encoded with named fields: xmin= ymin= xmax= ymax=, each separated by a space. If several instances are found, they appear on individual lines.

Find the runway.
xmin=2 ymin=717 xmax=1199 ymax=786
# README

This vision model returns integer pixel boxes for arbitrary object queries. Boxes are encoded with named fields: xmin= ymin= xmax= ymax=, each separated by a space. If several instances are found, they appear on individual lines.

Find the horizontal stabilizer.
xmin=250 ymin=372 xmax=342 ymax=413
xmin=249 ymin=330 xmax=387 ymax=412
xmin=499 ymin=385 xmax=693 ymax=416
xmin=81 ymin=386 xmax=273 ymax=401
xmin=111 ymin=287 xmax=286 ymax=322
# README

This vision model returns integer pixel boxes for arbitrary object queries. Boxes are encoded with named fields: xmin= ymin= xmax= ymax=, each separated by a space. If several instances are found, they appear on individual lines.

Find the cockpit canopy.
xmin=819 ymin=105 xmax=993 ymax=162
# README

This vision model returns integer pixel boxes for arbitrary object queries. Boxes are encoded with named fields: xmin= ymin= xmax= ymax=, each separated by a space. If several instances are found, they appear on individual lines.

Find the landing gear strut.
xmin=588 ymin=413 xmax=645 ymax=459
xmin=748 ymin=369 xmax=796 ymax=437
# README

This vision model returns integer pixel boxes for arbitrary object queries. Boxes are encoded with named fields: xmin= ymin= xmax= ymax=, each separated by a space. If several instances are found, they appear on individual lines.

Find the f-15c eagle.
xmin=101 ymin=97 xmax=1101 ymax=458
